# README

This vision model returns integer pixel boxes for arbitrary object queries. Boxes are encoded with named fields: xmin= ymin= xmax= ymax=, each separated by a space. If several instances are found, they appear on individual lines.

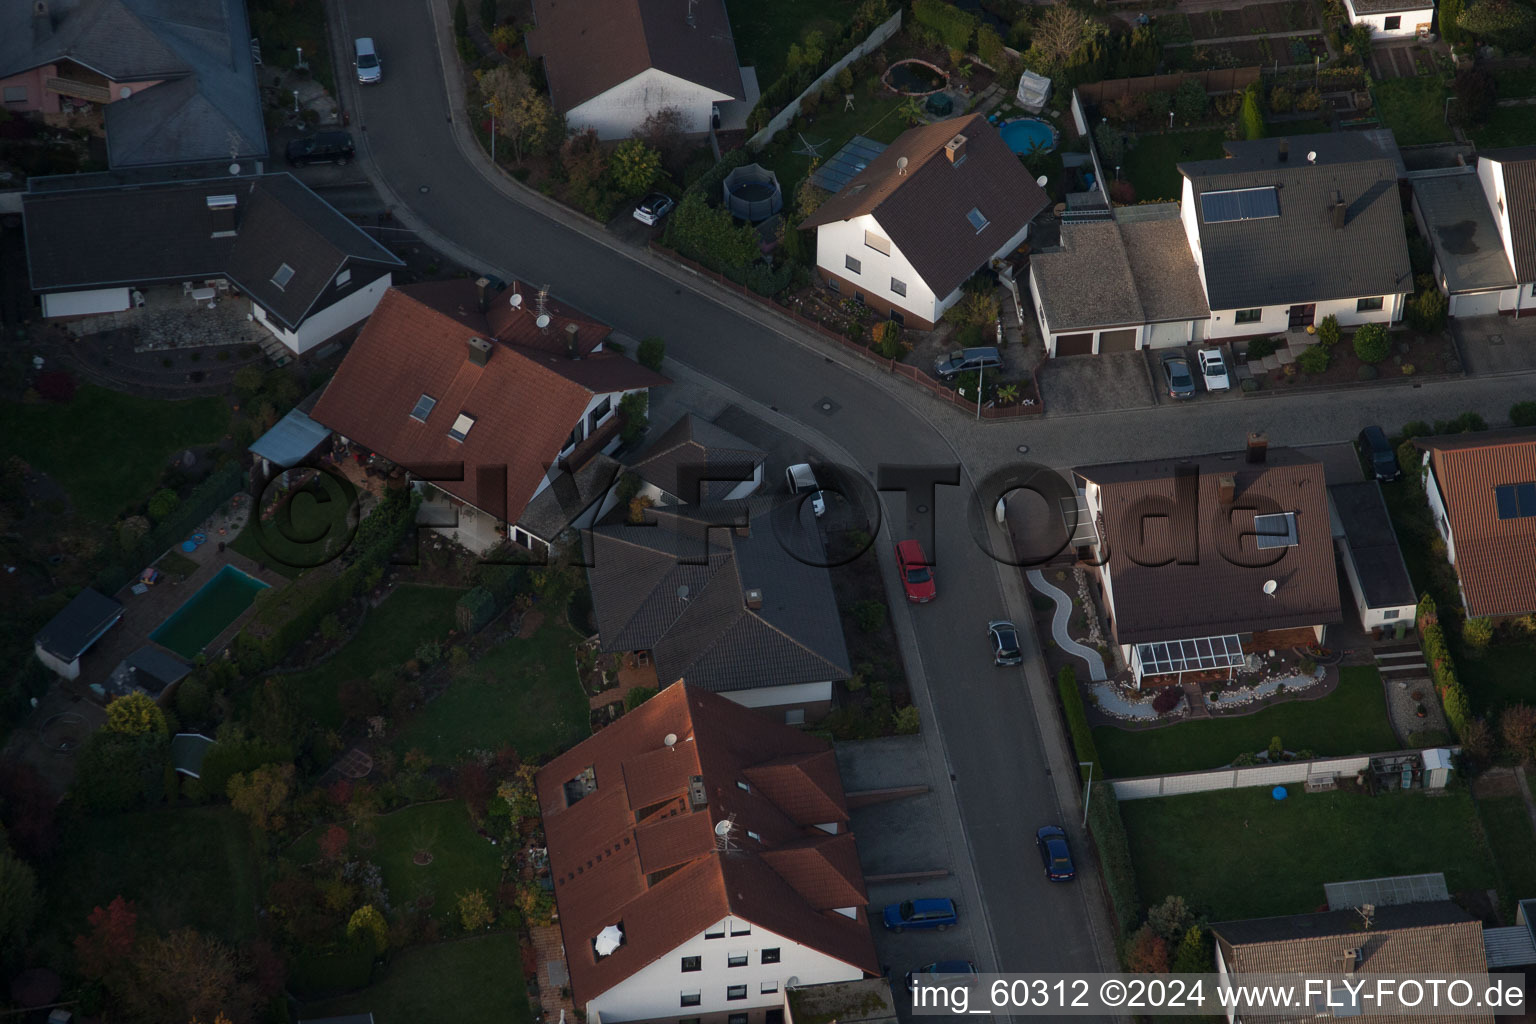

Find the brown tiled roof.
xmin=407 ymin=278 xmax=613 ymax=358
xmin=1212 ymin=903 xmax=1490 ymax=1024
xmin=799 ymin=115 xmax=1050 ymax=300
xmin=535 ymin=683 xmax=878 ymax=1006
xmin=1075 ymin=447 xmax=1341 ymax=644
xmin=310 ymin=285 xmax=666 ymax=525
xmin=631 ymin=413 xmax=765 ymax=502
xmin=1416 ymin=428 xmax=1536 ymax=618
xmin=1481 ymin=149 xmax=1536 ymax=280
xmin=526 ymin=0 xmax=742 ymax=115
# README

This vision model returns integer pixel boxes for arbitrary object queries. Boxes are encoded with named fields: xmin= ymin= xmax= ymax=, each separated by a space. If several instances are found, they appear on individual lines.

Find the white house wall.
xmin=1424 ymin=465 xmax=1456 ymax=566
xmin=1343 ymin=0 xmax=1434 ymax=39
xmin=253 ymin=272 xmax=393 ymax=355
xmin=587 ymin=918 xmax=863 ymax=1023
xmin=719 ymin=679 xmax=834 ymax=713
xmin=1500 ymin=282 xmax=1536 ymax=313
xmin=1478 ymin=159 xmax=1517 ymax=270
xmin=1204 ymin=294 xmax=1399 ymax=340
xmin=567 ymin=67 xmax=733 ymax=141
xmin=815 ymin=213 xmax=942 ymax=324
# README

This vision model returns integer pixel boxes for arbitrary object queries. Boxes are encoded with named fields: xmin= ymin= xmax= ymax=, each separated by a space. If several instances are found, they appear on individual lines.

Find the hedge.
xmin=1417 ymin=594 xmax=1470 ymax=738
xmin=1058 ymin=665 xmax=1099 ymax=782
xmin=456 ymin=586 xmax=497 ymax=633
xmin=1087 ymin=781 xmax=1141 ymax=936
xmin=913 ymin=0 xmax=977 ymax=52
xmin=95 ymin=460 xmax=245 ymax=595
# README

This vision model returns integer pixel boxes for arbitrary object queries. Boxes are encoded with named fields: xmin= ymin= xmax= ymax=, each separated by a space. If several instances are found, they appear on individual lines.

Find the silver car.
xmin=354 ymin=37 xmax=381 ymax=84
xmin=1161 ymin=353 xmax=1196 ymax=400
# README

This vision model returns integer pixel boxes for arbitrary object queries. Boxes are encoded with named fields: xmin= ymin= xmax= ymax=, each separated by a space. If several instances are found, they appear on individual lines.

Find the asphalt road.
xmin=327 ymin=0 xmax=1536 ymax=988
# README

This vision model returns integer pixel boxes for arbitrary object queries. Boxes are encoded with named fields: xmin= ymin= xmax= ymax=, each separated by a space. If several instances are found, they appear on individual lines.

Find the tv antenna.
xmin=1356 ymin=903 xmax=1375 ymax=930
xmin=1263 ymin=579 xmax=1278 ymax=598
xmin=794 ymin=133 xmax=828 ymax=159
xmin=535 ymin=285 xmax=550 ymax=318
xmin=686 ymin=0 xmax=697 ymax=27
xmin=714 ymin=815 xmax=737 ymax=851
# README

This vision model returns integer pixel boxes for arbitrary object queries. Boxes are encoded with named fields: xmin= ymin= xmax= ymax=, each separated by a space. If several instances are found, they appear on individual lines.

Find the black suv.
xmin=1358 ymin=425 xmax=1401 ymax=482
xmin=286 ymin=131 xmax=355 ymax=166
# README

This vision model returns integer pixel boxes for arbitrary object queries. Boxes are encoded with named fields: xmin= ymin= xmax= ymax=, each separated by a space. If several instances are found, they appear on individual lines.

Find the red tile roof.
xmin=311 ymin=283 xmax=666 ymax=524
xmin=536 ymin=683 xmax=878 ymax=1006
xmin=1419 ymin=429 xmax=1536 ymax=618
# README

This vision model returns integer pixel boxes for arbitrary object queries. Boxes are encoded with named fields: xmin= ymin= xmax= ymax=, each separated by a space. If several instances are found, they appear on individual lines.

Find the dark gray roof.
xmin=1412 ymin=170 xmax=1518 ymax=293
xmin=36 ymin=588 xmax=123 ymax=662
xmin=630 ymin=414 xmax=765 ymax=502
xmin=1329 ymin=481 xmax=1416 ymax=610
xmin=1180 ymin=137 xmax=1412 ymax=310
xmin=171 ymin=732 xmax=216 ymax=777
xmin=24 ymin=174 xmax=402 ymax=330
xmin=1223 ymin=130 xmax=1406 ymax=179
xmin=249 ymin=407 xmax=331 ymax=469
xmin=3 ymin=0 xmax=266 ymax=168
xmin=516 ymin=453 xmax=623 ymax=544
xmin=108 ymin=645 xmax=192 ymax=698
xmin=587 ymin=500 xmax=851 ymax=693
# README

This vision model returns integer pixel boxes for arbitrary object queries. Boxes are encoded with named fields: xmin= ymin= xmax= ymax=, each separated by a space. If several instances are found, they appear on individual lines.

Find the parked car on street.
xmin=1197 ymin=348 xmax=1230 ymax=392
xmin=895 ymin=539 xmax=936 ymax=603
xmin=353 ymin=37 xmax=381 ymax=83
xmin=1160 ymin=353 xmax=1196 ymax=400
xmin=785 ymin=463 xmax=826 ymax=517
xmin=1036 ymin=825 xmax=1076 ymax=882
xmin=632 ymin=192 xmax=675 ymax=226
xmin=882 ymin=897 xmax=957 ymax=932
xmin=906 ymin=961 xmax=977 ymax=991
xmin=285 ymin=131 xmax=355 ymax=166
xmin=933 ymin=346 xmax=1002 ymax=381
xmin=1358 ymin=425 xmax=1401 ymax=482
xmin=989 ymin=620 xmax=1022 ymax=665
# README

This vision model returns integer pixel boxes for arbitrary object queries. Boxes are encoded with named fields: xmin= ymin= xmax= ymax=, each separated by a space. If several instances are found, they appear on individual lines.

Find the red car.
xmin=895 ymin=540 xmax=936 ymax=603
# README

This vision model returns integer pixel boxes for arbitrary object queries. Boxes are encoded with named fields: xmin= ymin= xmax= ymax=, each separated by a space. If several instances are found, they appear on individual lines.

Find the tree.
xmin=0 ymin=760 xmax=58 ymax=859
xmin=125 ymin=927 xmax=256 ymax=1024
xmin=233 ymin=365 xmax=264 ymax=400
xmin=624 ymin=686 xmax=658 ymax=711
xmin=1499 ymin=703 xmax=1536 ymax=763
xmin=71 ymin=731 xmax=169 ymax=813
xmin=665 ymin=192 xmax=759 ymax=270
xmin=75 ymin=896 xmax=138 ymax=981
xmin=454 ymin=0 xmax=469 ymax=38
xmin=1240 ymin=86 xmax=1266 ymax=140
xmin=1511 ymin=401 xmax=1536 ymax=427
xmin=105 ymin=691 xmax=168 ymax=736
xmin=319 ymin=824 xmax=350 ymax=862
xmin=1408 ymin=287 xmax=1447 ymax=332
xmin=174 ymin=674 xmax=211 ymax=724
xmin=637 ymin=336 xmax=666 ymax=371
xmin=1031 ymin=4 xmax=1090 ymax=68
xmin=1146 ymin=895 xmax=1195 ymax=941
xmin=0 ymin=844 xmax=38 ymax=958
xmin=1463 ymin=616 xmax=1493 ymax=652
xmin=147 ymin=488 xmax=179 ymax=522
xmin=479 ymin=0 xmax=495 ymax=31
xmin=347 ymin=905 xmax=389 ymax=953
xmin=1093 ymin=121 xmax=1125 ymax=166
xmin=1126 ymin=923 xmax=1170 ymax=972
xmin=476 ymin=66 xmax=558 ymax=161
xmin=1440 ymin=0 xmax=1464 ymax=42
xmin=458 ymin=888 xmax=495 ymax=930
xmin=1352 ymin=322 xmax=1390 ymax=363
xmin=1316 ymin=313 xmax=1341 ymax=347
xmin=795 ymin=175 xmax=829 ymax=222
xmin=1173 ymin=79 xmax=1208 ymax=124
xmin=227 ymin=762 xmax=295 ymax=833
xmin=618 ymin=392 xmax=649 ymax=446
xmin=1453 ymin=68 xmax=1496 ymax=125
xmin=1171 ymin=925 xmax=1212 ymax=973
xmin=1458 ymin=0 xmax=1536 ymax=49
xmin=637 ymin=106 xmax=687 ymax=174
xmin=610 ymin=138 xmax=662 ymax=197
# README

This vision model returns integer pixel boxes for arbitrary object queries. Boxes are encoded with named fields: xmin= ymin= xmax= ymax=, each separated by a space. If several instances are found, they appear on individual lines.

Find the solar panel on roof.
xmin=1201 ymin=186 xmax=1280 ymax=223
xmin=810 ymin=135 xmax=889 ymax=194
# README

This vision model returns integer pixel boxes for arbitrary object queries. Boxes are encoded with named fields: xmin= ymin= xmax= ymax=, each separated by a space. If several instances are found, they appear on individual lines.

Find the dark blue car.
xmin=882 ymin=897 xmax=957 ymax=932
xmin=1036 ymin=826 xmax=1076 ymax=882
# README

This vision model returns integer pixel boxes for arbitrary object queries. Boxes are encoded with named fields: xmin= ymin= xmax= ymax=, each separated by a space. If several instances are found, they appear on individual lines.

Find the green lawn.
xmin=1120 ymin=787 xmax=1498 ymax=920
xmin=285 ymin=584 xmax=466 ymax=729
xmin=1476 ymin=794 xmax=1536 ymax=919
xmin=1093 ymin=667 xmax=1398 ymax=778
xmin=1493 ymin=67 xmax=1536 ymax=99
xmin=47 ymin=807 xmax=258 ymax=945
xmin=369 ymin=802 xmax=503 ymax=919
xmin=1469 ymin=104 xmax=1536 ymax=149
xmin=729 ymin=0 xmax=862 ymax=89
xmin=1372 ymin=76 xmax=1453 ymax=145
xmin=230 ymin=471 xmax=358 ymax=579
xmin=304 ymin=932 xmax=530 ymax=1024
xmin=0 ymin=385 xmax=229 ymax=522
xmin=1271 ymin=118 xmax=1330 ymax=137
xmin=755 ymin=74 xmax=910 ymax=199
xmin=1121 ymin=129 xmax=1226 ymax=202
xmin=1459 ymin=638 xmax=1536 ymax=714
xmin=395 ymin=617 xmax=589 ymax=764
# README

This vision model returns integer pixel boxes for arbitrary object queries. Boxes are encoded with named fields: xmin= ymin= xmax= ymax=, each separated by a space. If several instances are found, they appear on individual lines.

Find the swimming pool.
xmin=1000 ymin=118 xmax=1057 ymax=155
xmin=150 ymin=565 xmax=269 ymax=658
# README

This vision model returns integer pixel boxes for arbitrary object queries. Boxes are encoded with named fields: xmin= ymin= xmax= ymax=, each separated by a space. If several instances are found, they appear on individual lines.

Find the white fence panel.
xmin=1113 ymin=777 xmax=1165 ymax=799
xmin=747 ymin=12 xmax=903 ymax=151
xmin=1111 ymin=750 xmax=1452 ymax=801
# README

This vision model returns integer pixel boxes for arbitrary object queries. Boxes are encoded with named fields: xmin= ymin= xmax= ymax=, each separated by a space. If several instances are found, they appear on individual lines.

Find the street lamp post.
xmin=976 ymin=364 xmax=984 ymax=420
xmin=1079 ymin=761 xmax=1095 ymax=828
xmin=484 ymin=103 xmax=496 ymax=164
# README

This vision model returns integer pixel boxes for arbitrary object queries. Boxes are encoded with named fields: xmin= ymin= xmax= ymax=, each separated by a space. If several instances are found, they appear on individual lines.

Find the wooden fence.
xmin=651 ymin=244 xmax=1045 ymax=419
xmin=1075 ymin=67 xmax=1261 ymax=105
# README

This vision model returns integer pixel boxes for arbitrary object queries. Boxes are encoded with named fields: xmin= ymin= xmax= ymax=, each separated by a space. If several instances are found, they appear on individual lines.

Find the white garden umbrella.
xmin=595 ymin=924 xmax=624 ymax=956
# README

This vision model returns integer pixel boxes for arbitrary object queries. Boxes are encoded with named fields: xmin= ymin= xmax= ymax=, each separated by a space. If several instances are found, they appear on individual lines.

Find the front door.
xmin=1288 ymin=304 xmax=1316 ymax=329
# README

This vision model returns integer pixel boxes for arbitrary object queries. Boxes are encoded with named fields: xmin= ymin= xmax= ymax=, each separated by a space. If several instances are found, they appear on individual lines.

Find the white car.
xmin=353 ymin=37 xmax=381 ymax=84
xmin=1197 ymin=348 xmax=1231 ymax=392
xmin=785 ymin=463 xmax=826 ymax=517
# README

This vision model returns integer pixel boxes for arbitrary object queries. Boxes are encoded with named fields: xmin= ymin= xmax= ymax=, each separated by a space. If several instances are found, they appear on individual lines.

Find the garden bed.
xmin=816 ymin=529 xmax=914 ymax=740
xmin=1240 ymin=329 xmax=1460 ymax=392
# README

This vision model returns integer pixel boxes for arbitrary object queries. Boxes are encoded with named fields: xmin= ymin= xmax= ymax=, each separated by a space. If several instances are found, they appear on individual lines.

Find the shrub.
xmin=1268 ymin=735 xmax=1284 ymax=761
xmin=1087 ymin=782 xmax=1140 ymax=935
xmin=1296 ymin=345 xmax=1329 ymax=374
xmin=1146 ymin=895 xmax=1195 ymax=942
xmin=637 ymin=336 xmax=665 ymax=371
xmin=894 ymin=705 xmax=920 ymax=734
xmin=1352 ymin=323 xmax=1390 ymax=363
xmin=913 ymin=0 xmax=978 ymax=51
xmin=1510 ymin=401 xmax=1536 ymax=427
xmin=1499 ymin=704 xmax=1536 ymax=764
xmin=618 ymin=391 xmax=649 ymax=445
xmin=1358 ymin=364 xmax=1378 ymax=380
xmin=1174 ymin=78 xmax=1208 ymax=123
xmin=852 ymin=600 xmax=886 ymax=633
xmin=146 ymin=488 xmax=180 ymax=523
xmin=1126 ymin=924 xmax=1170 ymax=972
xmin=1240 ymin=85 xmax=1265 ymax=139
xmin=1246 ymin=337 xmax=1277 ymax=359
xmin=453 ymin=0 xmax=468 ymax=38
xmin=1418 ymin=595 xmax=1470 ymax=739
xmin=457 ymin=889 xmax=495 ymax=930
xmin=624 ymin=686 xmax=657 ymax=712
xmin=1108 ymin=180 xmax=1136 ymax=205
xmin=1151 ymin=687 xmax=1182 ymax=714
xmin=1057 ymin=666 xmax=1099 ymax=780
xmin=1408 ymin=288 xmax=1448 ymax=332
xmin=1316 ymin=313 xmax=1340 ymax=347
xmin=1268 ymin=84 xmax=1294 ymax=112
xmin=1462 ymin=616 xmax=1493 ymax=652
xmin=456 ymin=586 xmax=497 ymax=633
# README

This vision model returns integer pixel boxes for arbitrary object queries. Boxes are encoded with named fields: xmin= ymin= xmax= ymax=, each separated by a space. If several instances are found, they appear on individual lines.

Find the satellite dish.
xmin=896 ymin=156 xmax=909 ymax=175
xmin=535 ymin=313 xmax=551 ymax=329
xmin=788 ymin=976 xmax=801 ymax=988
xmin=1263 ymin=579 xmax=1278 ymax=596
xmin=1307 ymin=151 xmax=1318 ymax=164
xmin=714 ymin=819 xmax=734 ymax=837
xmin=676 ymin=584 xmax=690 ymax=601
xmin=664 ymin=733 xmax=678 ymax=749
xmin=1036 ymin=174 xmax=1048 ymax=188
xmin=509 ymin=292 xmax=523 ymax=308
xmin=229 ymin=162 xmax=242 ymax=175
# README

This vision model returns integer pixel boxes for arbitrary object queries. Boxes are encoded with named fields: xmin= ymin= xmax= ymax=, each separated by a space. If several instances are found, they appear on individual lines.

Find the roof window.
xmin=271 ymin=263 xmax=295 ymax=289
xmin=966 ymin=207 xmax=989 ymax=233
xmin=448 ymin=412 xmax=475 ymax=442
xmin=1254 ymin=511 xmax=1299 ymax=549
xmin=410 ymin=394 xmax=436 ymax=422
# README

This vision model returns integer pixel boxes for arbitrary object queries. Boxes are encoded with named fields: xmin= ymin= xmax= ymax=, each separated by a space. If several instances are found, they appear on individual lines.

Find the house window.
xmin=727 ymin=985 xmax=748 ymax=1001
xmin=1382 ymin=609 xmax=1400 ymax=620
xmin=681 ymin=956 xmax=701 ymax=972
xmin=761 ymin=981 xmax=780 ymax=995
xmin=845 ymin=254 xmax=861 ymax=275
xmin=827 ymin=277 xmax=839 ymax=293
xmin=736 ymin=780 xmax=750 ymax=792
xmin=1254 ymin=511 xmax=1299 ymax=549
xmin=410 ymin=394 xmax=437 ymax=422
xmin=705 ymin=929 xmax=725 ymax=939
xmin=564 ymin=420 xmax=586 ymax=452
xmin=864 ymin=230 xmax=891 ymax=255
xmin=271 ymin=263 xmax=296 ymax=290
xmin=966 ymin=207 xmax=990 ymax=232
xmin=766 ymin=1011 xmax=785 ymax=1024
xmin=729 ymin=922 xmax=751 ymax=936
xmin=730 ymin=1015 xmax=749 ymax=1024
xmin=785 ymin=709 xmax=805 ymax=725
xmin=728 ymin=952 xmax=748 ymax=967
xmin=890 ymin=310 xmax=905 ymax=325
xmin=681 ymin=992 xmax=702 ymax=1007
xmin=588 ymin=396 xmax=612 ymax=433
xmin=1356 ymin=296 xmax=1384 ymax=312
xmin=762 ymin=948 xmax=781 ymax=964
xmin=891 ymin=277 xmax=907 ymax=297
xmin=335 ymin=268 xmax=352 ymax=287
xmin=1235 ymin=309 xmax=1262 ymax=324
xmin=448 ymin=413 xmax=475 ymax=442
xmin=1384 ymin=14 xmax=1401 ymax=28
xmin=3 ymin=86 xmax=27 ymax=103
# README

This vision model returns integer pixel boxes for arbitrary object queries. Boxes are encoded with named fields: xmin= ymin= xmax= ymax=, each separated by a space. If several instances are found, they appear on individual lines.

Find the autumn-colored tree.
xmin=1029 ymin=3 xmax=1090 ymax=68
xmin=1125 ymin=924 xmax=1170 ymax=973
xmin=1500 ymin=703 xmax=1536 ymax=764
xmin=105 ymin=691 xmax=168 ymax=736
xmin=125 ymin=927 xmax=255 ymax=1024
xmin=227 ymin=763 xmax=295 ymax=833
xmin=458 ymin=888 xmax=496 ymax=930
xmin=347 ymin=905 xmax=390 ymax=953
xmin=476 ymin=65 xmax=558 ymax=160
xmin=75 ymin=895 xmax=139 ymax=980
xmin=319 ymin=824 xmax=350 ymax=862
xmin=610 ymin=138 xmax=662 ymax=198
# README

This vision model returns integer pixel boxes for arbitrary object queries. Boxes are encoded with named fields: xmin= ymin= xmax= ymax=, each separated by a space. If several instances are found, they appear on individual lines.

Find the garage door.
xmin=40 ymin=287 xmax=131 ymax=318
xmin=1098 ymin=328 xmax=1138 ymax=353
xmin=1053 ymin=332 xmax=1093 ymax=357
xmin=1452 ymin=290 xmax=1501 ymax=318
xmin=1144 ymin=320 xmax=1189 ymax=349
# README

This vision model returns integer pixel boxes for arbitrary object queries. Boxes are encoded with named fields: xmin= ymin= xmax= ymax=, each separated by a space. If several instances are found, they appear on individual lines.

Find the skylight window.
xmin=409 ymin=394 xmax=436 ymax=422
xmin=1200 ymin=186 xmax=1280 ymax=223
xmin=271 ymin=262 xmax=295 ymax=289
xmin=1495 ymin=482 xmax=1536 ymax=520
xmin=1254 ymin=511 xmax=1299 ymax=549
xmin=966 ymin=207 xmax=989 ymax=232
xmin=448 ymin=412 xmax=475 ymax=442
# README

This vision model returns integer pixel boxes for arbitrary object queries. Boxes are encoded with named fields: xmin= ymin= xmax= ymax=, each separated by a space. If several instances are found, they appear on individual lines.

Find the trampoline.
xmin=722 ymin=163 xmax=783 ymax=222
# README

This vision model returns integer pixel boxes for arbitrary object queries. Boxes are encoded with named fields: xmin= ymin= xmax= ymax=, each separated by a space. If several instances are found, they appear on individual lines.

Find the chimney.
xmin=687 ymin=775 xmax=708 ymax=810
xmin=1277 ymin=138 xmax=1288 ymax=162
xmin=466 ymin=336 xmax=493 ymax=366
xmin=744 ymin=587 xmax=763 ymax=610
xmin=475 ymin=275 xmax=490 ymax=312
xmin=1343 ymin=948 xmax=1361 ymax=975
xmin=734 ymin=523 xmax=751 ymax=538
xmin=565 ymin=321 xmax=581 ymax=359
xmin=945 ymin=134 xmax=968 ymax=165
xmin=1217 ymin=473 xmax=1236 ymax=506
xmin=1330 ymin=190 xmax=1346 ymax=230
xmin=32 ymin=0 xmax=52 ymax=31
xmin=1247 ymin=432 xmax=1268 ymax=463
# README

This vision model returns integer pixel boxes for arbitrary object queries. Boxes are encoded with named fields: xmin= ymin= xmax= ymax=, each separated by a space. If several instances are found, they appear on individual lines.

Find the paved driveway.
xmin=1451 ymin=315 xmax=1536 ymax=376
xmin=1037 ymin=352 xmax=1154 ymax=415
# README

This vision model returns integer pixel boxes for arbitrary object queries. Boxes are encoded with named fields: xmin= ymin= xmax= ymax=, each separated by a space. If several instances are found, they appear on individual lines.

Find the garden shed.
xmin=35 ymin=588 xmax=124 ymax=680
